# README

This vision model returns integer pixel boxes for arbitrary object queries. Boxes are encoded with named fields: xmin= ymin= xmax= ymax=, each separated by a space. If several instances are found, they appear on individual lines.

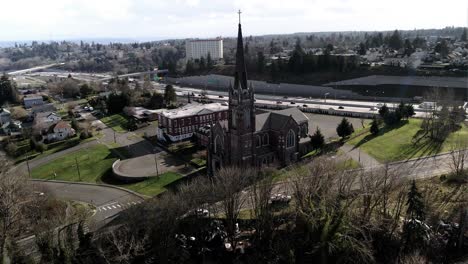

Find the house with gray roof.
xmin=23 ymin=95 xmax=44 ymax=108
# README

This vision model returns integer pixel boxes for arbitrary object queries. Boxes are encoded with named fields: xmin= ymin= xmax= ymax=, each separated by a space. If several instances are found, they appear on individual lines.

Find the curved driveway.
xmin=31 ymin=180 xmax=145 ymax=224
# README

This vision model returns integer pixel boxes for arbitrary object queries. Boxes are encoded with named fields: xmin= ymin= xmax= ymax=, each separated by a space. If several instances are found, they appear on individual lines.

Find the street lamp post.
xmin=324 ymin=93 xmax=330 ymax=103
xmin=153 ymin=148 xmax=159 ymax=177
xmin=26 ymin=155 xmax=31 ymax=178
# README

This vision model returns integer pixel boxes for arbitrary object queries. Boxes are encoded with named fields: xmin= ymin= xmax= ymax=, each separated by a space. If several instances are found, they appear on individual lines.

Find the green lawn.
xmin=101 ymin=114 xmax=129 ymax=133
xmin=120 ymin=172 xmax=183 ymax=196
xmin=31 ymin=144 xmax=183 ymax=196
xmin=31 ymin=144 xmax=116 ymax=182
xmin=348 ymin=119 xmax=468 ymax=162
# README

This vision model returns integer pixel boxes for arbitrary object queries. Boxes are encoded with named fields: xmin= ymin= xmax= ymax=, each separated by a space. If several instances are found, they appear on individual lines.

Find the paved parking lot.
xmin=305 ymin=113 xmax=369 ymax=140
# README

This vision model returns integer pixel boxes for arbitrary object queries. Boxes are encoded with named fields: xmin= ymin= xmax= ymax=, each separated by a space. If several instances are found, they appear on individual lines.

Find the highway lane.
xmin=152 ymin=83 xmax=443 ymax=118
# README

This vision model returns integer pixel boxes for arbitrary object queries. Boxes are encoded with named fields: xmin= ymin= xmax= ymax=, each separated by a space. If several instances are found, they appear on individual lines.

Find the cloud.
xmin=0 ymin=0 xmax=466 ymax=41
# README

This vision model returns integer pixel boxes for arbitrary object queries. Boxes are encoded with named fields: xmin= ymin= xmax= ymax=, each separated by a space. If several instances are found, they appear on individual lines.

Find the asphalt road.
xmin=31 ymin=180 xmax=144 ymax=225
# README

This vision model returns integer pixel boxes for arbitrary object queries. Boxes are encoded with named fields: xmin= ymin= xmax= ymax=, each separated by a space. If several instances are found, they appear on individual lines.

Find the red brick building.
xmin=157 ymin=103 xmax=228 ymax=142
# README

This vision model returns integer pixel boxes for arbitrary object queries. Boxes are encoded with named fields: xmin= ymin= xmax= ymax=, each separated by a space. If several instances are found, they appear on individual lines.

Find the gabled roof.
xmin=273 ymin=108 xmax=309 ymax=124
xmin=0 ymin=108 xmax=11 ymax=115
xmin=24 ymin=95 xmax=43 ymax=101
xmin=54 ymin=121 xmax=72 ymax=130
xmin=35 ymin=111 xmax=60 ymax=119
xmin=255 ymin=107 xmax=309 ymax=132
xmin=32 ymin=103 xmax=56 ymax=113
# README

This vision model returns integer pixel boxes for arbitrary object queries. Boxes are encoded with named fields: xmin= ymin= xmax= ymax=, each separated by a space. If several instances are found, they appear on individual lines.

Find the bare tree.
xmin=211 ymin=167 xmax=255 ymax=249
xmin=288 ymin=158 xmax=373 ymax=263
xmin=0 ymin=158 xmax=30 ymax=259
xmin=97 ymin=226 xmax=148 ymax=264
xmin=249 ymin=173 xmax=274 ymax=246
xmin=448 ymin=137 xmax=468 ymax=179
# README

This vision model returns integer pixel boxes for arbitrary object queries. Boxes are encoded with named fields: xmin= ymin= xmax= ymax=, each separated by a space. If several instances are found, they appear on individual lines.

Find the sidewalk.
xmin=340 ymin=143 xmax=381 ymax=167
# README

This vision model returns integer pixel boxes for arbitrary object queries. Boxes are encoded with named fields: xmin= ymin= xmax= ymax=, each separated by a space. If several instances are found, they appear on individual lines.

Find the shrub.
xmin=336 ymin=118 xmax=354 ymax=139
xmin=5 ymin=142 xmax=18 ymax=156
xmin=310 ymin=127 xmax=325 ymax=149
xmin=370 ymin=117 xmax=380 ymax=135
xmin=35 ymin=142 xmax=47 ymax=153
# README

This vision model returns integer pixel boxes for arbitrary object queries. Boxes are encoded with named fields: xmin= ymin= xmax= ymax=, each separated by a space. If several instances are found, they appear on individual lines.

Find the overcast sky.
xmin=1 ymin=0 xmax=467 ymax=41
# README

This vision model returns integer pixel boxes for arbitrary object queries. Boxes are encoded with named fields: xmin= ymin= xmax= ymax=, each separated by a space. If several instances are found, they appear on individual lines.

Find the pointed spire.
xmin=233 ymin=10 xmax=248 ymax=90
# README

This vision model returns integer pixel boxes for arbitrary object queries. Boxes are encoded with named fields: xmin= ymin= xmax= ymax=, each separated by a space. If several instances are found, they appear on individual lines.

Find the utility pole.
xmin=154 ymin=148 xmax=159 ymax=176
xmin=26 ymin=155 xmax=31 ymax=178
xmin=75 ymin=157 xmax=81 ymax=181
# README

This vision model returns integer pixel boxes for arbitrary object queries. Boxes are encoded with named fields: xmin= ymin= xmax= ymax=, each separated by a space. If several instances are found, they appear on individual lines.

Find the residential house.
xmin=0 ymin=108 xmax=21 ymax=135
xmin=0 ymin=108 xmax=11 ymax=125
xmin=33 ymin=112 xmax=62 ymax=135
xmin=24 ymin=95 xmax=44 ymax=108
xmin=32 ymin=103 xmax=57 ymax=115
xmin=123 ymin=107 xmax=165 ymax=122
xmin=46 ymin=121 xmax=75 ymax=142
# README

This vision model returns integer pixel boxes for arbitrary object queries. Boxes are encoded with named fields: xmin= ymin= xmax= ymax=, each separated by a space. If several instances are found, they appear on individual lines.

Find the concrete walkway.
xmin=340 ymin=143 xmax=381 ymax=167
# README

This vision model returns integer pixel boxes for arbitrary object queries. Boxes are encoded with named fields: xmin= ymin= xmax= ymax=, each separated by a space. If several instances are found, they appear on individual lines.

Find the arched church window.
xmin=263 ymin=134 xmax=269 ymax=145
xmin=286 ymin=129 xmax=295 ymax=148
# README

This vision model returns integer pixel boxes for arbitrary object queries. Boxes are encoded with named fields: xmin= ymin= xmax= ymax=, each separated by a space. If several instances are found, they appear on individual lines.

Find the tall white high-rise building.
xmin=185 ymin=38 xmax=223 ymax=61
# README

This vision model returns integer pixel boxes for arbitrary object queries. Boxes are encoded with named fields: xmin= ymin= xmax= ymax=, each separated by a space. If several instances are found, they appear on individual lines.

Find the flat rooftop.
xmin=160 ymin=102 xmax=228 ymax=119
xmin=326 ymin=75 xmax=468 ymax=89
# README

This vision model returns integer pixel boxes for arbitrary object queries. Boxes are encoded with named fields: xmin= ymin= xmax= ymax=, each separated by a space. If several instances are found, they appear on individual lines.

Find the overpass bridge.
xmin=7 ymin=63 xmax=65 ymax=76
xmin=99 ymin=69 xmax=169 ymax=82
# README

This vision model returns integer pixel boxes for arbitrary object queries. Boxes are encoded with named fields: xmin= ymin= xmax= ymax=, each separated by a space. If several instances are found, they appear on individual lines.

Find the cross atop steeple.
xmin=238 ymin=10 xmax=242 ymax=24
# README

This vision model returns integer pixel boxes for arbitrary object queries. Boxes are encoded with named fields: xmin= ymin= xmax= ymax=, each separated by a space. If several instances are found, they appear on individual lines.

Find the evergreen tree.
xmin=403 ymin=180 xmax=428 ymax=252
xmin=378 ymin=104 xmax=389 ymax=118
xmin=79 ymin=84 xmax=93 ymax=97
xmin=435 ymin=40 xmax=449 ymax=57
xmin=164 ymin=85 xmax=177 ymax=106
xmin=412 ymin=36 xmax=427 ymax=49
xmin=185 ymin=59 xmax=195 ymax=75
xmin=257 ymin=51 xmax=265 ymax=73
xmin=404 ymin=39 xmax=414 ymax=56
xmin=310 ymin=127 xmax=325 ymax=149
xmin=336 ymin=118 xmax=354 ymax=139
xmin=199 ymin=57 xmax=206 ymax=70
xmin=388 ymin=30 xmax=403 ymax=50
xmin=404 ymin=104 xmax=415 ymax=119
xmin=370 ymin=116 xmax=380 ymax=135
xmin=358 ymin=42 xmax=367 ymax=55
xmin=148 ymin=92 xmax=164 ymax=109
xmin=206 ymin=52 xmax=214 ymax=69
xmin=0 ymin=74 xmax=18 ymax=105
xmin=462 ymin=28 xmax=467 ymax=41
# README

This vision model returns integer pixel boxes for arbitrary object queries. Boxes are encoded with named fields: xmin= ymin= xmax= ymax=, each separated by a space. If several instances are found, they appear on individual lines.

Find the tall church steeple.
xmin=233 ymin=10 xmax=248 ymax=91
xmin=227 ymin=10 xmax=256 ymax=167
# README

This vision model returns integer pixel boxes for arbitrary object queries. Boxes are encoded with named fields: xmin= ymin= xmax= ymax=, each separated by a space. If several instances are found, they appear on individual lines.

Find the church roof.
xmin=255 ymin=107 xmax=309 ymax=132
xmin=274 ymin=108 xmax=309 ymax=124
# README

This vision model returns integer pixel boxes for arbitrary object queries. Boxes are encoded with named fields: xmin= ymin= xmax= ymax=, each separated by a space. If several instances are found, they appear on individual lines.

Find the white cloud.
xmin=0 ymin=0 xmax=466 ymax=40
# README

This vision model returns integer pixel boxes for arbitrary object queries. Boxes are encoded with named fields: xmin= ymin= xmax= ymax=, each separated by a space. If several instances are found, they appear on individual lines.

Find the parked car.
xmin=218 ymin=95 xmax=224 ymax=98
xmin=303 ymin=104 xmax=308 ymax=107
xmin=338 ymin=106 xmax=344 ymax=109
xmin=276 ymin=101 xmax=282 ymax=104
xmin=270 ymin=193 xmax=291 ymax=204
xmin=290 ymin=102 xmax=296 ymax=104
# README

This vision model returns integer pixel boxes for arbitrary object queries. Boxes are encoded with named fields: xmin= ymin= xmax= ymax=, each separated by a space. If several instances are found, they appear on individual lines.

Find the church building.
xmin=207 ymin=16 xmax=311 ymax=174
